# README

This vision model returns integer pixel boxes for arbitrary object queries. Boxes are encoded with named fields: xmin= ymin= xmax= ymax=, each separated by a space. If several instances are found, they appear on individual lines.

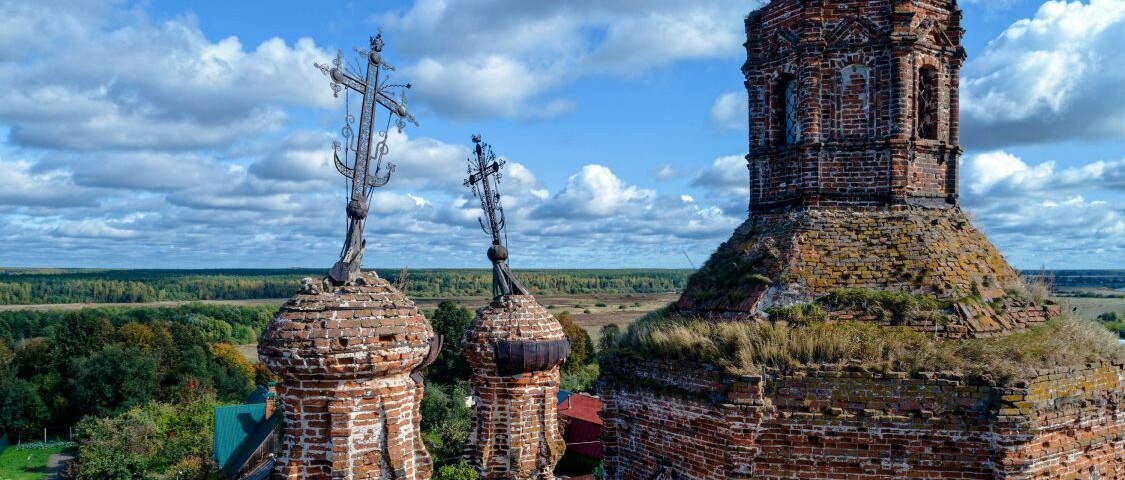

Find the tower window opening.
xmin=775 ymin=77 xmax=800 ymax=146
xmin=918 ymin=67 xmax=939 ymax=140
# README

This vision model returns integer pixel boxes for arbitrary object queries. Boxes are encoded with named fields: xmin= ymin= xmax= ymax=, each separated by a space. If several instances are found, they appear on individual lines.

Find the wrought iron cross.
xmin=464 ymin=135 xmax=528 ymax=297
xmin=315 ymin=33 xmax=418 ymax=284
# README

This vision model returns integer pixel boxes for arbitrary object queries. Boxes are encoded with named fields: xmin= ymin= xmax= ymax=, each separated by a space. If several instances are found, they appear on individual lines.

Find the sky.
xmin=0 ymin=0 xmax=1122 ymax=270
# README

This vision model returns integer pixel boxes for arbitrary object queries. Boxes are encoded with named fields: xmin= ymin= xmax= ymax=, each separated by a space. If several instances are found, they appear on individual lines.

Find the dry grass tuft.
xmin=610 ymin=307 xmax=1123 ymax=383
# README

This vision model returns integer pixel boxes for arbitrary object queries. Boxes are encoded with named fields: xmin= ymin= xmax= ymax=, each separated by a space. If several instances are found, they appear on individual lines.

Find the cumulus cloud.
xmin=537 ymin=165 xmax=656 ymax=218
xmin=691 ymin=155 xmax=747 ymax=197
xmin=709 ymin=91 xmax=748 ymax=131
xmin=380 ymin=0 xmax=760 ymax=119
xmin=961 ymin=0 xmax=1125 ymax=148
xmin=0 ymin=158 xmax=105 ymax=208
xmin=964 ymin=150 xmax=1125 ymax=198
xmin=962 ymin=150 xmax=1125 ymax=267
xmin=0 ymin=0 xmax=334 ymax=152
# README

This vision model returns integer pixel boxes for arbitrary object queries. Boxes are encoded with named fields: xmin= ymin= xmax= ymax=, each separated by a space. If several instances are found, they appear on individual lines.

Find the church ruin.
xmin=600 ymin=0 xmax=1125 ymax=478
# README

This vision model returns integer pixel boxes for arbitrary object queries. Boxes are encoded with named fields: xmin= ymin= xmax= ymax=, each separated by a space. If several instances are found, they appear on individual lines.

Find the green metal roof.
xmin=244 ymin=386 xmax=269 ymax=404
xmin=212 ymin=403 xmax=280 ymax=476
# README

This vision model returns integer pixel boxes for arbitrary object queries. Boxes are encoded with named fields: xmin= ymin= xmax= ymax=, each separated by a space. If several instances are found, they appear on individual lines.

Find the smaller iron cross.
xmin=315 ymin=33 xmax=417 ymax=284
xmin=464 ymin=134 xmax=506 ymax=246
xmin=464 ymin=135 xmax=529 ymax=297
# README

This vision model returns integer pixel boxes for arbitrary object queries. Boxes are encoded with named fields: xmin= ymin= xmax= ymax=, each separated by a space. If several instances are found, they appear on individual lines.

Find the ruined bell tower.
xmin=676 ymin=0 xmax=1050 ymax=336
xmin=602 ymin=3 xmax=1121 ymax=479
xmin=746 ymin=0 xmax=965 ymax=209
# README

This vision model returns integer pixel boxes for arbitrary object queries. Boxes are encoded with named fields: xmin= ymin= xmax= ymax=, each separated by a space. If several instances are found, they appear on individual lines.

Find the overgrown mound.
xmin=607 ymin=305 xmax=1123 ymax=384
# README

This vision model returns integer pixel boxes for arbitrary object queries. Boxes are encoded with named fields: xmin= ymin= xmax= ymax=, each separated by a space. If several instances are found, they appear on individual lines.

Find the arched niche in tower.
xmin=838 ymin=64 xmax=871 ymax=139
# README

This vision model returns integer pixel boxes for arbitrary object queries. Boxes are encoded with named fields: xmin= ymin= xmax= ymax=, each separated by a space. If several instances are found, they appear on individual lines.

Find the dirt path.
xmin=45 ymin=452 xmax=74 ymax=479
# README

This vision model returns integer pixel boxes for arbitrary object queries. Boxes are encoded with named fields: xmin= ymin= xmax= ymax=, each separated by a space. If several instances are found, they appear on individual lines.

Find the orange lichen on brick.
xmin=601 ymin=359 xmax=1125 ymax=480
xmin=675 ymin=205 xmax=1056 ymax=337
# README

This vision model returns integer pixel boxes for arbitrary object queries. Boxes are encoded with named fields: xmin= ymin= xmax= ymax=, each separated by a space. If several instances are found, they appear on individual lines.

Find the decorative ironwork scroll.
xmin=464 ymin=135 xmax=529 ymax=297
xmin=315 ymin=32 xmax=418 ymax=284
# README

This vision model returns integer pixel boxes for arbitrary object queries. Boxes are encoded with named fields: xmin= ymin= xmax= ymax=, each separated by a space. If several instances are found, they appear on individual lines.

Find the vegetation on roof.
xmin=606 ymin=305 xmax=1123 ymax=384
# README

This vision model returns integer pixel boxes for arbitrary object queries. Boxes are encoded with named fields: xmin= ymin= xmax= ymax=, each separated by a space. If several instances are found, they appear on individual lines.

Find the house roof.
xmin=557 ymin=393 xmax=602 ymax=425
xmin=557 ymin=390 xmax=573 ymax=404
xmin=557 ymin=393 xmax=604 ymax=460
xmin=213 ymin=402 xmax=280 ymax=476
xmin=244 ymin=386 xmax=269 ymax=404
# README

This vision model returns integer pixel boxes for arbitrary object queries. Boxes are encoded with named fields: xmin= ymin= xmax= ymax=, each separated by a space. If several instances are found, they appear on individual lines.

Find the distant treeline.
xmin=0 ymin=268 xmax=693 ymax=305
xmin=1021 ymin=270 xmax=1125 ymax=290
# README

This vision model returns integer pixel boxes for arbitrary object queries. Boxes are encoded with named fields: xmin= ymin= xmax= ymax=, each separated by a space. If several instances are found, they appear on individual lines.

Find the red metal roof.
xmin=557 ymin=393 xmax=603 ymax=425
xmin=557 ymin=393 xmax=604 ymax=459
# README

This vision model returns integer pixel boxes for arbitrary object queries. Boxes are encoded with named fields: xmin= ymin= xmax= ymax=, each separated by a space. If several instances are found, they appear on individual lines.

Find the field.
xmin=1061 ymin=295 xmax=1125 ymax=321
xmin=0 ymin=445 xmax=74 ymax=480
xmin=0 ymin=268 xmax=692 ymax=305
xmin=232 ymin=291 xmax=679 ymax=363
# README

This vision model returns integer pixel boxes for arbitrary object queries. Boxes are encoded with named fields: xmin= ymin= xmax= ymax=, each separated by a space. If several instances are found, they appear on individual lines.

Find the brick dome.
xmin=462 ymin=295 xmax=568 ymax=479
xmin=259 ymin=273 xmax=434 ymax=379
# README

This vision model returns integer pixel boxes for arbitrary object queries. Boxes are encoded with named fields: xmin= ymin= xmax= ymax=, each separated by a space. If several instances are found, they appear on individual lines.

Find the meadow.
xmin=0 ymin=268 xmax=692 ymax=305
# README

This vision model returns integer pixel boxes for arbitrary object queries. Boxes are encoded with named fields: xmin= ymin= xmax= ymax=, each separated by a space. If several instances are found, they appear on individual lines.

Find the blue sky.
xmin=0 ymin=0 xmax=1122 ymax=270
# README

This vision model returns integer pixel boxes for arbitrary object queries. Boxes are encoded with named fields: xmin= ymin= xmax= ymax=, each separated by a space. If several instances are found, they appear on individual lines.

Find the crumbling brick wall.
xmin=600 ymin=360 xmax=1125 ymax=479
xmin=462 ymin=296 xmax=568 ymax=479
xmin=259 ymin=274 xmax=435 ymax=480
xmin=675 ymin=205 xmax=1048 ymax=336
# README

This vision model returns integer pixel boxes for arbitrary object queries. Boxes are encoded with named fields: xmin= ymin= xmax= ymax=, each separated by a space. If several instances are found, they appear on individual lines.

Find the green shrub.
xmin=561 ymin=363 xmax=600 ymax=393
xmin=819 ymin=288 xmax=948 ymax=325
xmin=765 ymin=303 xmax=828 ymax=325
xmin=433 ymin=462 xmax=476 ymax=480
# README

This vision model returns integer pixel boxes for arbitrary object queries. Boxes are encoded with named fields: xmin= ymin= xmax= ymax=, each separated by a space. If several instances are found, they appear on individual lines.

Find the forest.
xmin=0 ymin=268 xmax=692 ymax=305
xmin=0 ymin=301 xmax=602 ymax=478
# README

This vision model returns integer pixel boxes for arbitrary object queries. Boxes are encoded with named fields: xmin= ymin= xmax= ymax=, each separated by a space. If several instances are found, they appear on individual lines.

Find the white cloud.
xmin=538 ymin=165 xmax=656 ymax=218
xmin=380 ymin=0 xmax=760 ymax=119
xmin=691 ymin=154 xmax=747 ymax=197
xmin=709 ymin=91 xmax=748 ymax=131
xmin=962 ymin=149 xmax=1125 ymax=267
xmin=964 ymin=149 xmax=1123 ymax=198
xmin=962 ymin=0 xmax=1125 ymax=148
xmin=0 ymin=0 xmax=334 ymax=152
xmin=652 ymin=164 xmax=678 ymax=181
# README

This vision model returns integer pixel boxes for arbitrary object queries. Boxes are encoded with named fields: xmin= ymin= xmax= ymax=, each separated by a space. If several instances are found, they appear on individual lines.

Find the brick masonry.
xmin=258 ymin=273 xmax=435 ymax=480
xmin=602 ymin=0 xmax=1122 ymax=478
xmin=676 ymin=0 xmax=1053 ymax=335
xmin=600 ymin=359 xmax=1125 ymax=479
xmin=744 ymin=0 xmax=964 ymax=208
xmin=675 ymin=205 xmax=1056 ymax=337
xmin=462 ymin=295 xmax=568 ymax=479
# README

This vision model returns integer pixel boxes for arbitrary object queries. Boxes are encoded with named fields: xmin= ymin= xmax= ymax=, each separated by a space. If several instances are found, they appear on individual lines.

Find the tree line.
xmin=0 ymin=268 xmax=692 ymax=305
xmin=0 ymin=299 xmax=609 ymax=478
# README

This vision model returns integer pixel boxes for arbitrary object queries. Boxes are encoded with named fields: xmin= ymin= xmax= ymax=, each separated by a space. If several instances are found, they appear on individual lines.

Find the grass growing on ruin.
xmin=765 ymin=288 xmax=958 ymax=326
xmin=608 ymin=307 xmax=1123 ymax=383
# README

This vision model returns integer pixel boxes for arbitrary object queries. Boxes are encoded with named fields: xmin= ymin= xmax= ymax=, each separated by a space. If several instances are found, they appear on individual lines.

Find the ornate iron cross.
xmin=464 ymin=135 xmax=528 ymax=297
xmin=315 ymin=33 xmax=418 ymax=284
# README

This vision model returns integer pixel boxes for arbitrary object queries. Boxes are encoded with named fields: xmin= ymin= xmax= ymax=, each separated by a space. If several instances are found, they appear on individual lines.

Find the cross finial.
xmin=315 ymin=32 xmax=418 ymax=285
xmin=464 ymin=135 xmax=528 ymax=297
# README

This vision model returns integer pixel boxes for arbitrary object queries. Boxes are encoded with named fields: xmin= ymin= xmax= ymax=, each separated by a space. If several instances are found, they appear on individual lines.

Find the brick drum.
xmin=600 ymin=360 xmax=1125 ymax=479
xmin=258 ymin=273 xmax=435 ymax=480
xmin=462 ymin=295 xmax=568 ymax=479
